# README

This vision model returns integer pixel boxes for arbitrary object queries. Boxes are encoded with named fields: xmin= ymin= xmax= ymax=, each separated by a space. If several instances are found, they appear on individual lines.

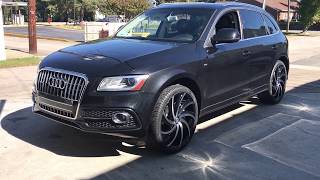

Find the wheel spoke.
xmin=272 ymin=72 xmax=277 ymax=82
xmin=161 ymin=124 xmax=177 ymax=135
xmin=271 ymin=85 xmax=277 ymax=95
xmin=279 ymin=84 xmax=283 ymax=96
xmin=276 ymin=85 xmax=282 ymax=98
xmin=181 ymin=118 xmax=191 ymax=137
xmin=177 ymin=93 xmax=186 ymax=109
xmin=177 ymin=100 xmax=194 ymax=116
xmin=179 ymin=111 xmax=196 ymax=121
xmin=163 ymin=110 xmax=175 ymax=125
xmin=167 ymin=124 xmax=179 ymax=147
xmin=178 ymin=122 xmax=184 ymax=148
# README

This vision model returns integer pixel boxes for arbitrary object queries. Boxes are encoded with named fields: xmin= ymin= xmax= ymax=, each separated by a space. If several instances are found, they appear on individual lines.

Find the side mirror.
xmin=211 ymin=28 xmax=241 ymax=45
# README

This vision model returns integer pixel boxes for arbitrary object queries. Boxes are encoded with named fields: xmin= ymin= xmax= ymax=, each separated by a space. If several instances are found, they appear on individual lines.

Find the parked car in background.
xmin=33 ymin=2 xmax=289 ymax=153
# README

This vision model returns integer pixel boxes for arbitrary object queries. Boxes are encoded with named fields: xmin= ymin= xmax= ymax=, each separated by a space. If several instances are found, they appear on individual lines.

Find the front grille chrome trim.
xmin=36 ymin=67 xmax=89 ymax=120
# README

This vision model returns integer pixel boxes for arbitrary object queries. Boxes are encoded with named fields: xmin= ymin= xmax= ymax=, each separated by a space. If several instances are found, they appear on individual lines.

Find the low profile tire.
xmin=258 ymin=60 xmax=288 ymax=104
xmin=147 ymin=84 xmax=199 ymax=153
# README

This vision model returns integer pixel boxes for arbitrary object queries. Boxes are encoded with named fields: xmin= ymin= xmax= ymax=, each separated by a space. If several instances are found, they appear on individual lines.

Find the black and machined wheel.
xmin=147 ymin=84 xmax=199 ymax=153
xmin=258 ymin=60 xmax=288 ymax=104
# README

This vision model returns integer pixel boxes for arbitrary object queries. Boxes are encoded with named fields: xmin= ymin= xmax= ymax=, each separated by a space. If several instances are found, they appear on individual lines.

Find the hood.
xmin=60 ymin=38 xmax=181 ymax=63
xmin=40 ymin=38 xmax=189 ymax=77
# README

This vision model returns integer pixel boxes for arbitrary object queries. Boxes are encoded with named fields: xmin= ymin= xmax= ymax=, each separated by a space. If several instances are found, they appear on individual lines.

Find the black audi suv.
xmin=33 ymin=2 xmax=289 ymax=153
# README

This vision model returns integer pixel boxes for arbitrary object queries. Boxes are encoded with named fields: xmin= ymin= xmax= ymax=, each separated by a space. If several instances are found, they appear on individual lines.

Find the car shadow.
xmin=1 ymin=107 xmax=123 ymax=157
xmin=0 ymin=101 xmax=256 ymax=158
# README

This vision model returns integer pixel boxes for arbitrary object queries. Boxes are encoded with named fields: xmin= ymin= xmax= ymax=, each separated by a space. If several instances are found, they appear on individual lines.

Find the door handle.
xmin=242 ymin=50 xmax=251 ymax=56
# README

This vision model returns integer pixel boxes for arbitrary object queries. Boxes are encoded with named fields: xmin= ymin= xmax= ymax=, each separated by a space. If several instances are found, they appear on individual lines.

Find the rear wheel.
xmin=258 ymin=60 xmax=287 ymax=104
xmin=147 ymin=85 xmax=198 ymax=153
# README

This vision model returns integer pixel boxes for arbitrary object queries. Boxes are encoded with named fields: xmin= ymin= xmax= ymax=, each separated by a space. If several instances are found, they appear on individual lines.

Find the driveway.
xmin=0 ymin=37 xmax=320 ymax=179
xmin=4 ymin=26 xmax=84 ymax=42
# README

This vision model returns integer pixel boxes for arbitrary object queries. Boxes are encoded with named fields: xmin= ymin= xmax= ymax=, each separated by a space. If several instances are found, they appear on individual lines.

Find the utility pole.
xmin=287 ymin=0 xmax=291 ymax=33
xmin=0 ymin=0 xmax=6 ymax=61
xmin=262 ymin=0 xmax=266 ymax=10
xmin=28 ymin=0 xmax=37 ymax=54
xmin=73 ymin=0 xmax=76 ymax=25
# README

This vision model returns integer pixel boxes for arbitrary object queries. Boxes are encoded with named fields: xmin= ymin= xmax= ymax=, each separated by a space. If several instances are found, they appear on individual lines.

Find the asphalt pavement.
xmin=4 ymin=26 xmax=84 ymax=42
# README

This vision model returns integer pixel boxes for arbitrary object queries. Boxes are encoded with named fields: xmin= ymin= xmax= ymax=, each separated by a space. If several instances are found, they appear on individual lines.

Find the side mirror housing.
xmin=211 ymin=28 xmax=241 ymax=45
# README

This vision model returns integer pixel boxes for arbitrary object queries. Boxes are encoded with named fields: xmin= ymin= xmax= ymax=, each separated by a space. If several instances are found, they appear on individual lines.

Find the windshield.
xmin=115 ymin=8 xmax=214 ymax=42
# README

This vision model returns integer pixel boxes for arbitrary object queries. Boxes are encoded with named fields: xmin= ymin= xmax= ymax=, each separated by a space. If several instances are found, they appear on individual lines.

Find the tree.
xmin=98 ymin=0 xmax=149 ymax=19
xmin=299 ymin=0 xmax=320 ymax=32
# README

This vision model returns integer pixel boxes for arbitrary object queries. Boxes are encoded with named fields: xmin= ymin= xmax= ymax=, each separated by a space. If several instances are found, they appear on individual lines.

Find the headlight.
xmin=97 ymin=75 xmax=149 ymax=91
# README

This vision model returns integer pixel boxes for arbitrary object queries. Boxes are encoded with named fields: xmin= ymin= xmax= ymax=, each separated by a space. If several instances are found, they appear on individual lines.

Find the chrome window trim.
xmin=36 ymin=67 xmax=89 ymax=120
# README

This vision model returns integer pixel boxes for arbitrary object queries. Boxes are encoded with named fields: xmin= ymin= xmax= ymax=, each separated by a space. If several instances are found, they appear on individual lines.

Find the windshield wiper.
xmin=115 ymin=36 xmax=148 ymax=40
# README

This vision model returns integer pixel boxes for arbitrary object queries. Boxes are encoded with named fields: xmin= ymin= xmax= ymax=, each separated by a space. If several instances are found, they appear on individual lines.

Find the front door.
xmin=203 ymin=11 xmax=251 ymax=109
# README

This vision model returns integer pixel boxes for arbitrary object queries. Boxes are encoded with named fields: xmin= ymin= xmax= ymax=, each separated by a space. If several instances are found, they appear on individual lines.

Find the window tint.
xmin=240 ymin=10 xmax=267 ymax=39
xmin=216 ymin=11 xmax=240 ymax=33
xmin=262 ymin=14 xmax=278 ymax=34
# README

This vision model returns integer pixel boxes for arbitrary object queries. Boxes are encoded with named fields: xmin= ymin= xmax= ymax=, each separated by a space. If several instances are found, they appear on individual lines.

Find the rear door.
xmin=238 ymin=9 xmax=273 ymax=91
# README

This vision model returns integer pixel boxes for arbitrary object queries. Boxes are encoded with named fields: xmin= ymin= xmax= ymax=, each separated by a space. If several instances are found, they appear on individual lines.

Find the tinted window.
xmin=216 ymin=11 xmax=240 ymax=33
xmin=262 ymin=14 xmax=278 ymax=34
xmin=240 ymin=10 xmax=267 ymax=39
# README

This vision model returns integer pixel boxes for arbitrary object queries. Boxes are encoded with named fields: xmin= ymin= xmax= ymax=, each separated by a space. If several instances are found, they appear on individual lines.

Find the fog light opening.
xmin=112 ymin=112 xmax=131 ymax=124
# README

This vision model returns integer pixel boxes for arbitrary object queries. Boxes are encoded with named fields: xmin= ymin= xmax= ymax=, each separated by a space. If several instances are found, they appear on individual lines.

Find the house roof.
xmin=249 ymin=0 xmax=300 ymax=11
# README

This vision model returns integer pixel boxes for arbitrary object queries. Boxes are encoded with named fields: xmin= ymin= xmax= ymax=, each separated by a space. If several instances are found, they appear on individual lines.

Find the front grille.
xmin=82 ymin=110 xmax=138 ymax=129
xmin=39 ymin=103 xmax=75 ymax=118
xmin=37 ymin=68 xmax=87 ymax=101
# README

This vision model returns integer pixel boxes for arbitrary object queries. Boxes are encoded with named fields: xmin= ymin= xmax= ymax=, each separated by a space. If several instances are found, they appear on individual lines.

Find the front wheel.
xmin=147 ymin=85 xmax=199 ymax=153
xmin=258 ymin=60 xmax=288 ymax=104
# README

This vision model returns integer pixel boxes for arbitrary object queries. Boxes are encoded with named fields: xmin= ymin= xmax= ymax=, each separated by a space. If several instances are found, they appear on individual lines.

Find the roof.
xmin=157 ymin=2 xmax=262 ymax=10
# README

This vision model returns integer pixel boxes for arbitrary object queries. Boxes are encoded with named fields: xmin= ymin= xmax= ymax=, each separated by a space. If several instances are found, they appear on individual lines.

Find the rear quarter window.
xmin=262 ymin=14 xmax=278 ymax=34
xmin=239 ymin=9 xmax=267 ymax=39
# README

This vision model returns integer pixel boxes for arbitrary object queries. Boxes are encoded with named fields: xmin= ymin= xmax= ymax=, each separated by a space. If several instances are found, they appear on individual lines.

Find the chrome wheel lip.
xmin=160 ymin=91 xmax=198 ymax=148
xmin=269 ymin=62 xmax=287 ymax=100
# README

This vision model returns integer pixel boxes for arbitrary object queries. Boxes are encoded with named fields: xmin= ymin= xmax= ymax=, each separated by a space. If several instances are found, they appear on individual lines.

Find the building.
xmin=234 ymin=0 xmax=300 ymax=21
xmin=1 ymin=0 xmax=27 ymax=25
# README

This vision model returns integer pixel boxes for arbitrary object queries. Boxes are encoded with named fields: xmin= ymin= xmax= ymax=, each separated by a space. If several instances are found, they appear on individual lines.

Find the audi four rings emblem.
xmin=48 ymin=76 xmax=67 ymax=89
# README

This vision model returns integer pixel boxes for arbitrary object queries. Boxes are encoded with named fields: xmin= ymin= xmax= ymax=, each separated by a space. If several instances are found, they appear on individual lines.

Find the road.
xmin=4 ymin=26 xmax=84 ymax=42
xmin=0 ymin=36 xmax=320 ymax=180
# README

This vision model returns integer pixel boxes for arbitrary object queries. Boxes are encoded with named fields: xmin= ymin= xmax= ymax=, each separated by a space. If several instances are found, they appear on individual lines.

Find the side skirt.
xmin=199 ymin=84 xmax=268 ymax=118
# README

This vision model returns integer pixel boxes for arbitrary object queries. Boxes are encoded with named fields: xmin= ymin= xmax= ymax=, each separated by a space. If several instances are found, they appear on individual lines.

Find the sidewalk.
xmin=4 ymin=36 xmax=78 ymax=56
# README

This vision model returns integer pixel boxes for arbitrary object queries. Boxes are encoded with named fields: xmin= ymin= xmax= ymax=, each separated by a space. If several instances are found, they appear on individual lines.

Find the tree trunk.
xmin=286 ymin=0 xmax=291 ymax=33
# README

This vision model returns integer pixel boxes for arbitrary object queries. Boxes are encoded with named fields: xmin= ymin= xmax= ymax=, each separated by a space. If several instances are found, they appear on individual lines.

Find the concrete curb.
xmin=4 ymin=32 xmax=76 ymax=43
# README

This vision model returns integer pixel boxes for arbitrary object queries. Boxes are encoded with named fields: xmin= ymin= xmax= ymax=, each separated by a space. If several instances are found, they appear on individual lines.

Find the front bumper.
xmin=32 ymin=89 xmax=155 ymax=139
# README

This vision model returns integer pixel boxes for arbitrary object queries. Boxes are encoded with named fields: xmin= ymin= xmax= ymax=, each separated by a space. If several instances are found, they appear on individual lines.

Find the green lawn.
xmin=53 ymin=25 xmax=83 ymax=31
xmin=0 ymin=57 xmax=41 ymax=69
